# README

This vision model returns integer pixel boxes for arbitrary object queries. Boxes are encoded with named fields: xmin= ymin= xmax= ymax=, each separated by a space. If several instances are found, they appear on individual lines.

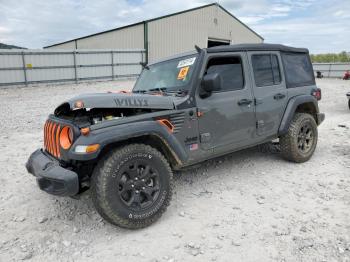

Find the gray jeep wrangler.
xmin=26 ymin=44 xmax=325 ymax=229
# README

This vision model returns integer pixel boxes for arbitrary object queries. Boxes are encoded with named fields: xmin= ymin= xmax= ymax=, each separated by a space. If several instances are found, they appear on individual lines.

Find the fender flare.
xmin=68 ymin=120 xmax=188 ymax=164
xmin=278 ymin=95 xmax=319 ymax=135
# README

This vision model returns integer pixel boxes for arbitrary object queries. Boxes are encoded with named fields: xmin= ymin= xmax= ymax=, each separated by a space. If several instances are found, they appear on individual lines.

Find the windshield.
xmin=133 ymin=54 xmax=198 ymax=94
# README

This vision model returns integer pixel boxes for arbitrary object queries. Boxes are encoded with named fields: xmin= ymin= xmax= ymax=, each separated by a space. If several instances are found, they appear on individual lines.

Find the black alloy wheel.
xmin=118 ymin=162 xmax=160 ymax=211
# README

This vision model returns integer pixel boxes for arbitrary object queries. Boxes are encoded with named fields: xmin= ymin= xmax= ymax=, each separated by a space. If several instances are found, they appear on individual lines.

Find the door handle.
xmin=237 ymin=99 xmax=253 ymax=106
xmin=274 ymin=93 xmax=286 ymax=100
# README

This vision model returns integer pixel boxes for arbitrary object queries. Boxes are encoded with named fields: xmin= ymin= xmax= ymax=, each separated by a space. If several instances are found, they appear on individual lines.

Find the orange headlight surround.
xmin=60 ymin=126 xmax=73 ymax=149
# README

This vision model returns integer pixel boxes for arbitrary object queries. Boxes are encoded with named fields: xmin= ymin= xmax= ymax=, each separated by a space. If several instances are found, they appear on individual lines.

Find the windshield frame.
xmin=132 ymin=53 xmax=199 ymax=95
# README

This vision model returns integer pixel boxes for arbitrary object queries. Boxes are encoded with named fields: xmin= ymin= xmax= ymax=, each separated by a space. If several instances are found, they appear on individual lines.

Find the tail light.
xmin=312 ymin=88 xmax=321 ymax=100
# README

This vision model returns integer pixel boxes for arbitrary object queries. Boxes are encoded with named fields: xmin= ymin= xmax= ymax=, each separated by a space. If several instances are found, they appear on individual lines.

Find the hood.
xmin=60 ymin=93 xmax=176 ymax=111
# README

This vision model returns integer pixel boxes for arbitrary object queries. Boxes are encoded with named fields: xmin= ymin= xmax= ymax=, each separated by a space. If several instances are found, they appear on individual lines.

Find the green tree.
xmin=310 ymin=51 xmax=350 ymax=63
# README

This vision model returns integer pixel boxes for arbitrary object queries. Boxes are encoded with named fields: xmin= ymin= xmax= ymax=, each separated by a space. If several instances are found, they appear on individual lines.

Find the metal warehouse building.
xmin=44 ymin=3 xmax=263 ymax=63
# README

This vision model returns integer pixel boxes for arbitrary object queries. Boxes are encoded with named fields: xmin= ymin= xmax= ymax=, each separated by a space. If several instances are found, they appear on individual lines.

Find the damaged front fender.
xmin=68 ymin=120 xmax=188 ymax=165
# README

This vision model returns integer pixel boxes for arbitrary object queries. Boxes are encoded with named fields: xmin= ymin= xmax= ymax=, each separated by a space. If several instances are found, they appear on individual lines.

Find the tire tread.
xmin=91 ymin=144 xmax=173 ymax=229
xmin=279 ymin=113 xmax=318 ymax=163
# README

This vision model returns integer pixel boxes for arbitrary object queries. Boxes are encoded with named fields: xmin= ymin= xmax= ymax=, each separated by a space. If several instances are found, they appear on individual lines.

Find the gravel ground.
xmin=0 ymin=78 xmax=349 ymax=262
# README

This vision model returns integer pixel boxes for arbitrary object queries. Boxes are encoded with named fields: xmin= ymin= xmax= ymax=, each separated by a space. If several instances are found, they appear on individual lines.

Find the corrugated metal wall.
xmin=313 ymin=63 xmax=350 ymax=78
xmin=77 ymin=24 xmax=145 ymax=49
xmin=0 ymin=52 xmax=25 ymax=84
xmin=46 ymin=24 xmax=145 ymax=50
xmin=147 ymin=5 xmax=262 ymax=61
xmin=45 ymin=5 xmax=262 ymax=62
xmin=0 ymin=49 xmax=145 ymax=87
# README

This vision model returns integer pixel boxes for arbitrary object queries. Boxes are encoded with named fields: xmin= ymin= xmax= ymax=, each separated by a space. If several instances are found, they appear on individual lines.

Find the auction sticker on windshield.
xmin=177 ymin=57 xmax=196 ymax=68
xmin=177 ymin=66 xmax=189 ymax=80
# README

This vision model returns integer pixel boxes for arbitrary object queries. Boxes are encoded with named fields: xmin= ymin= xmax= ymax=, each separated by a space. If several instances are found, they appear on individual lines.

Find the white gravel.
xmin=0 ymin=78 xmax=349 ymax=262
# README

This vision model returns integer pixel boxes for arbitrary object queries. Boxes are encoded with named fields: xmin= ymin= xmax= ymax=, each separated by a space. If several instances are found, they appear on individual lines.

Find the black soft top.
xmin=206 ymin=43 xmax=309 ymax=54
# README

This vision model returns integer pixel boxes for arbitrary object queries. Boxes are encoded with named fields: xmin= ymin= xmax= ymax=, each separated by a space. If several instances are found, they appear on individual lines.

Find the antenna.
xmin=195 ymin=45 xmax=202 ymax=53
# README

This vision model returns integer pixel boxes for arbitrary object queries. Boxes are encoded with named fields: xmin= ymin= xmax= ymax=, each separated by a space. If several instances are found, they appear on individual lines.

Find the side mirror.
xmin=201 ymin=73 xmax=221 ymax=93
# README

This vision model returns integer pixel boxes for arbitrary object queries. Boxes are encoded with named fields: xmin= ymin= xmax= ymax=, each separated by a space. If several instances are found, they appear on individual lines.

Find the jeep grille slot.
xmin=44 ymin=120 xmax=61 ymax=158
xmin=169 ymin=112 xmax=185 ymax=134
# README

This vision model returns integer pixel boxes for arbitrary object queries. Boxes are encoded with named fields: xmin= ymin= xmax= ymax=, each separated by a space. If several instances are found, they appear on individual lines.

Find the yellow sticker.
xmin=177 ymin=66 xmax=189 ymax=80
xmin=26 ymin=63 xmax=32 ymax=68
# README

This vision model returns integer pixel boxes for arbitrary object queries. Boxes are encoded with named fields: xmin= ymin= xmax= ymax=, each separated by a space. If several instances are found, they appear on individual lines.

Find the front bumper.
xmin=316 ymin=113 xmax=325 ymax=125
xmin=26 ymin=149 xmax=79 ymax=196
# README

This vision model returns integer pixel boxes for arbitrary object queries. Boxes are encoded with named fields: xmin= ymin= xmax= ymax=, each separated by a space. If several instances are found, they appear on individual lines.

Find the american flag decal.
xmin=189 ymin=143 xmax=199 ymax=151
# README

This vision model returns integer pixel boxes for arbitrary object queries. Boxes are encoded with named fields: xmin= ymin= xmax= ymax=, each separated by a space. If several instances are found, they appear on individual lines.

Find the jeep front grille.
xmin=44 ymin=120 xmax=61 ymax=158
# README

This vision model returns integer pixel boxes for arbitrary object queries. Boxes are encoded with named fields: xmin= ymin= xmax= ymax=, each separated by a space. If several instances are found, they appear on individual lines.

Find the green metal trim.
xmin=144 ymin=21 xmax=148 ymax=64
xmin=43 ymin=3 xmax=263 ymax=48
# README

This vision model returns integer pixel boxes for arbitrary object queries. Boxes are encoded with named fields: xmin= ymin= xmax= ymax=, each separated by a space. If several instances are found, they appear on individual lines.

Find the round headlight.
xmin=60 ymin=126 xmax=73 ymax=149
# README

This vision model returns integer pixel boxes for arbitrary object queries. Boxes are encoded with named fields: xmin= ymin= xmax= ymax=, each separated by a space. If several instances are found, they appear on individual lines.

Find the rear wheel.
xmin=348 ymin=99 xmax=350 ymax=110
xmin=280 ymin=113 xmax=318 ymax=163
xmin=91 ymin=144 xmax=173 ymax=229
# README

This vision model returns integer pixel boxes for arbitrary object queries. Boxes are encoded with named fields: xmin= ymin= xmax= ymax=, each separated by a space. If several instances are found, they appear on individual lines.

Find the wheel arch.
xmin=278 ymin=95 xmax=319 ymax=136
xmin=69 ymin=121 xmax=188 ymax=168
xmin=97 ymin=134 xmax=183 ymax=169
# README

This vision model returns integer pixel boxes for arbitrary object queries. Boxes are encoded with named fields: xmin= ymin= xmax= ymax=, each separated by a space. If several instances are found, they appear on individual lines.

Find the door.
xmin=196 ymin=53 xmax=256 ymax=150
xmin=248 ymin=52 xmax=287 ymax=137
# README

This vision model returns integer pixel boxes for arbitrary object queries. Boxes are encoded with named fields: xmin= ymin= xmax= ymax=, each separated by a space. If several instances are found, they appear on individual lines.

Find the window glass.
xmin=133 ymin=54 xmax=198 ymax=93
xmin=206 ymin=57 xmax=244 ymax=91
xmin=271 ymin=55 xmax=281 ymax=83
xmin=282 ymin=53 xmax=315 ymax=88
xmin=252 ymin=54 xmax=281 ymax=87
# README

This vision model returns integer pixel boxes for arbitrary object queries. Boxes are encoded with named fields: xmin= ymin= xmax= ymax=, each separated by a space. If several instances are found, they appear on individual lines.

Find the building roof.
xmin=207 ymin=43 xmax=309 ymax=53
xmin=44 ymin=3 xmax=263 ymax=48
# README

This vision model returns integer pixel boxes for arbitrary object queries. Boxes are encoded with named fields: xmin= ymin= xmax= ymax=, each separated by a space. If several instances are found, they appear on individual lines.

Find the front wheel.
xmin=279 ymin=113 xmax=318 ymax=163
xmin=91 ymin=144 xmax=173 ymax=229
xmin=348 ymin=99 xmax=350 ymax=110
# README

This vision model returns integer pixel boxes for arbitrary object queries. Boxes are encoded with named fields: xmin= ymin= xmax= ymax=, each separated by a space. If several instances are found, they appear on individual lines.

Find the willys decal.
xmin=115 ymin=98 xmax=149 ymax=107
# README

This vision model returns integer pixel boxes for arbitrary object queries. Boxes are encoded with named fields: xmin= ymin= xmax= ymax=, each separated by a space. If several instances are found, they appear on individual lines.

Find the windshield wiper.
xmin=165 ymin=89 xmax=188 ymax=96
xmin=148 ymin=87 xmax=168 ymax=93
xmin=133 ymin=90 xmax=147 ymax=93
xmin=133 ymin=87 xmax=187 ymax=96
xmin=132 ymin=87 xmax=167 ymax=95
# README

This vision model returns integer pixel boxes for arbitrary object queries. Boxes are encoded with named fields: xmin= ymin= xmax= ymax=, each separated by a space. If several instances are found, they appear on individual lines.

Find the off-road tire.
xmin=91 ymin=144 xmax=173 ymax=229
xmin=280 ymin=113 xmax=318 ymax=163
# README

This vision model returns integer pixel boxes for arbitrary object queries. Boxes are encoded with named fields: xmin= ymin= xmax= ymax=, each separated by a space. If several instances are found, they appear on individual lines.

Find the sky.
xmin=0 ymin=0 xmax=349 ymax=54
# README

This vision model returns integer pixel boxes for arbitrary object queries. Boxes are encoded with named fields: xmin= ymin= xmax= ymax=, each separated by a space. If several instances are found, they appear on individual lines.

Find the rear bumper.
xmin=26 ymin=149 xmax=79 ymax=196
xmin=316 ymin=113 xmax=325 ymax=125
